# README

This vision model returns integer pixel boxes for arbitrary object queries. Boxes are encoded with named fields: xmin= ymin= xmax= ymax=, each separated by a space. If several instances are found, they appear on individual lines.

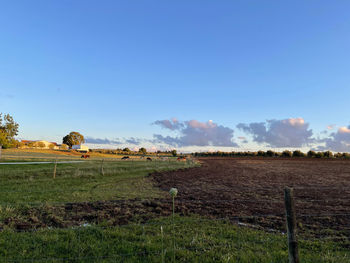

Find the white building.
xmin=72 ymin=144 xmax=89 ymax=152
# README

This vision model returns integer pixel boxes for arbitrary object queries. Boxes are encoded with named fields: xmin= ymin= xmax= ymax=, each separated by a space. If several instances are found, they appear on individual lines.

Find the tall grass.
xmin=0 ymin=216 xmax=348 ymax=262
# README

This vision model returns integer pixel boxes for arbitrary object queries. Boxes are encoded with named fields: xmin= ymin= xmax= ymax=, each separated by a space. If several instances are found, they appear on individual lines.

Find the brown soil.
xmin=151 ymin=157 xmax=350 ymax=237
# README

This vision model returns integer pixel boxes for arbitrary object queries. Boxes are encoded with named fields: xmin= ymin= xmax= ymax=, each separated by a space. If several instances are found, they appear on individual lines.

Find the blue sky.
xmin=1 ymin=1 xmax=350 ymax=152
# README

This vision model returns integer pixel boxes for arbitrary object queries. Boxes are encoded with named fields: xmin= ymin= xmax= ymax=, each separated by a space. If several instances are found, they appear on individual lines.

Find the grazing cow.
xmin=147 ymin=157 xmax=152 ymax=161
xmin=177 ymin=157 xmax=186 ymax=161
xmin=81 ymin=154 xmax=90 ymax=159
xmin=121 ymin=156 xmax=130 ymax=160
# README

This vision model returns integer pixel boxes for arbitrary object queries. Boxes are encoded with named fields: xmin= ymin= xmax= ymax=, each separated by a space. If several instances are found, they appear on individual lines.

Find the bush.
xmin=60 ymin=144 xmax=68 ymax=150
xmin=265 ymin=150 xmax=275 ymax=157
xmin=315 ymin=152 xmax=324 ymax=158
xmin=36 ymin=142 xmax=46 ymax=148
xmin=307 ymin=151 xmax=316 ymax=158
xmin=333 ymin=152 xmax=342 ymax=158
xmin=282 ymin=150 xmax=292 ymax=157
xmin=323 ymin=151 xmax=334 ymax=158
xmin=274 ymin=152 xmax=281 ymax=157
xmin=257 ymin=151 xmax=265 ymax=157
xmin=293 ymin=150 xmax=305 ymax=157
xmin=342 ymin=153 xmax=350 ymax=159
xmin=48 ymin=144 xmax=55 ymax=150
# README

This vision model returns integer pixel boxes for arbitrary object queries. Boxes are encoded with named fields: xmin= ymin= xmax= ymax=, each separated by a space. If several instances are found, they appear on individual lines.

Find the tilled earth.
xmin=3 ymin=158 xmax=350 ymax=240
xmin=153 ymin=158 xmax=350 ymax=237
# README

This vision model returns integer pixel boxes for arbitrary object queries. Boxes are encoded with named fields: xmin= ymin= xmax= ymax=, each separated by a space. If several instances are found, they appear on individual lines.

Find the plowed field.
xmin=152 ymin=157 xmax=350 ymax=237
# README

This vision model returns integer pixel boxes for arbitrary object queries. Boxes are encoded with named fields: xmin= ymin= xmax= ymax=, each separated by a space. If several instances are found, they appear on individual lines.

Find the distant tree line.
xmin=193 ymin=150 xmax=350 ymax=159
xmin=90 ymin=148 xmax=177 ymax=156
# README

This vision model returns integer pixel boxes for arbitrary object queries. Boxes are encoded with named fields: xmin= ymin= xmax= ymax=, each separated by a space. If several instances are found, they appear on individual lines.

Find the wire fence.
xmin=0 ymin=159 xmax=349 ymax=262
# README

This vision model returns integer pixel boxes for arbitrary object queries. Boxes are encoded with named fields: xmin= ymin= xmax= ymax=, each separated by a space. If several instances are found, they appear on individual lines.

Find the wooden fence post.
xmin=101 ymin=159 xmax=105 ymax=176
xmin=284 ymin=187 xmax=299 ymax=263
xmin=53 ymin=157 xmax=57 ymax=179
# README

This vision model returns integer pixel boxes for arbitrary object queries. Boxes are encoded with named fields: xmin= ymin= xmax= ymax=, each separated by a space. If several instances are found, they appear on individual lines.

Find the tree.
xmin=27 ymin=142 xmax=35 ymax=148
xmin=315 ymin=152 xmax=324 ymax=158
xmin=0 ymin=113 xmax=19 ymax=149
xmin=282 ymin=150 xmax=292 ymax=157
xmin=307 ymin=150 xmax=316 ymax=158
xmin=60 ymin=144 xmax=69 ymax=150
xmin=37 ymin=142 xmax=46 ymax=148
xmin=323 ymin=151 xmax=333 ymax=158
xmin=48 ymin=143 xmax=55 ymax=150
xmin=171 ymin=149 xmax=177 ymax=157
xmin=265 ymin=150 xmax=275 ymax=157
xmin=257 ymin=151 xmax=265 ymax=157
xmin=292 ymin=150 xmax=305 ymax=157
xmin=63 ymin=131 xmax=85 ymax=148
xmin=123 ymin=148 xmax=131 ymax=152
xmin=139 ymin=147 xmax=147 ymax=155
xmin=342 ymin=153 xmax=350 ymax=159
xmin=334 ymin=152 xmax=342 ymax=158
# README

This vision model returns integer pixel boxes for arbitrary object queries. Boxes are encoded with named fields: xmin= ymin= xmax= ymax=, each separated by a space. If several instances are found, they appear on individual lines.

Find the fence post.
xmin=0 ymin=145 xmax=2 ymax=160
xmin=284 ymin=187 xmax=299 ymax=263
xmin=53 ymin=157 xmax=57 ymax=179
xmin=101 ymin=159 xmax=105 ymax=176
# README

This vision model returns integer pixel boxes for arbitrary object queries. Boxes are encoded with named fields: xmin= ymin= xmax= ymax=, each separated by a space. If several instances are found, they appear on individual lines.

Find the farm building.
xmin=72 ymin=144 xmax=89 ymax=152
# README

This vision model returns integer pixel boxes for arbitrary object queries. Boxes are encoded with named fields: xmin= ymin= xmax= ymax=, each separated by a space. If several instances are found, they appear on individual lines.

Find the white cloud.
xmin=339 ymin=127 xmax=350 ymax=134
xmin=124 ymin=137 xmax=142 ymax=145
xmin=153 ymin=119 xmax=238 ymax=147
xmin=318 ymin=126 xmax=350 ymax=152
xmin=153 ymin=118 xmax=183 ymax=130
xmin=85 ymin=137 xmax=144 ymax=146
xmin=85 ymin=137 xmax=122 ymax=145
xmin=237 ymin=118 xmax=313 ymax=148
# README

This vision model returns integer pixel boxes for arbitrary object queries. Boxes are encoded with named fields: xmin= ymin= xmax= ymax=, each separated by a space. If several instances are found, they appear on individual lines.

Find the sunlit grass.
xmin=0 ymin=160 xmax=198 ymax=205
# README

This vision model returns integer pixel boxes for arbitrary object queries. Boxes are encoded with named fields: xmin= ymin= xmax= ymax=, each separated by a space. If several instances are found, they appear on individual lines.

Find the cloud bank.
xmin=153 ymin=119 xmax=238 ymax=147
xmin=86 ymin=137 xmax=145 ymax=145
xmin=318 ymin=126 xmax=350 ymax=152
xmin=124 ymin=137 xmax=142 ymax=145
xmin=237 ymin=118 xmax=313 ymax=148
xmin=85 ymin=118 xmax=350 ymax=152
xmin=153 ymin=118 xmax=183 ymax=130
xmin=85 ymin=137 xmax=122 ymax=145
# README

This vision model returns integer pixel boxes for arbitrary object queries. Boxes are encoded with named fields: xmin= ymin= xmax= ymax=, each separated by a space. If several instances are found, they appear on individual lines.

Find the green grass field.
xmin=1 ymin=217 xmax=349 ymax=262
xmin=0 ymin=159 xmax=194 ymax=204
xmin=0 ymin=151 xmax=348 ymax=262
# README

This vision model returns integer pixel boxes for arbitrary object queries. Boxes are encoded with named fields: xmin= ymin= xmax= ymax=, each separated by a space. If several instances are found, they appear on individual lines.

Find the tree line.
xmin=193 ymin=150 xmax=350 ymax=159
xmin=91 ymin=148 xmax=177 ymax=156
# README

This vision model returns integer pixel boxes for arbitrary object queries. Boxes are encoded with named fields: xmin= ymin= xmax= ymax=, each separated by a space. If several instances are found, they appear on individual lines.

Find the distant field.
xmin=0 ymin=148 xmax=158 ymax=162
